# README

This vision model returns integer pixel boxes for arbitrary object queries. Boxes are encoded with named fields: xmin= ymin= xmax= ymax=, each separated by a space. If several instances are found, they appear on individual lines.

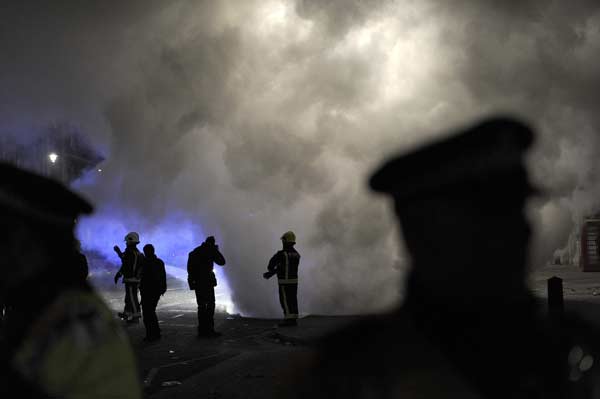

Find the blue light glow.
xmin=75 ymin=206 xmax=236 ymax=314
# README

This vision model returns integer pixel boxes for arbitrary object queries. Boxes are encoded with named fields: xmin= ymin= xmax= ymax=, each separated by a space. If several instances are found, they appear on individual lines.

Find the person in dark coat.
xmin=139 ymin=244 xmax=166 ymax=342
xmin=187 ymin=236 xmax=226 ymax=337
xmin=301 ymin=117 xmax=600 ymax=398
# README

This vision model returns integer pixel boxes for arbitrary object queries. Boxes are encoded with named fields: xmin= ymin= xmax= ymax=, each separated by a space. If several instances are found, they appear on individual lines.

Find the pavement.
xmin=98 ymin=285 xmax=359 ymax=398
xmin=118 ymin=311 xmax=361 ymax=398
xmin=95 ymin=264 xmax=600 ymax=398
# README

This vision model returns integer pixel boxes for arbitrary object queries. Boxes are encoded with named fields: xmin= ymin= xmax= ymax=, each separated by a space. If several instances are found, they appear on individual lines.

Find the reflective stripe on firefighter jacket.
xmin=268 ymin=248 xmax=301 ymax=285
xmin=11 ymin=289 xmax=142 ymax=399
xmin=118 ymin=247 xmax=143 ymax=283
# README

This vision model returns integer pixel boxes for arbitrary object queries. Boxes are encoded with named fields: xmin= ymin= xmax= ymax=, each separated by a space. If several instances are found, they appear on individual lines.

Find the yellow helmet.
xmin=281 ymin=231 xmax=296 ymax=244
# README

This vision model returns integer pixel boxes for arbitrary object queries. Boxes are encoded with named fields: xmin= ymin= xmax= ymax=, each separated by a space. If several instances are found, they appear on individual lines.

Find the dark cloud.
xmin=294 ymin=0 xmax=385 ymax=38
xmin=1 ymin=0 xmax=600 ymax=315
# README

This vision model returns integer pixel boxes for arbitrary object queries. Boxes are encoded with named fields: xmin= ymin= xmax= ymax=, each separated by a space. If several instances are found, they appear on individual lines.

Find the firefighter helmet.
xmin=124 ymin=232 xmax=140 ymax=244
xmin=281 ymin=231 xmax=296 ymax=244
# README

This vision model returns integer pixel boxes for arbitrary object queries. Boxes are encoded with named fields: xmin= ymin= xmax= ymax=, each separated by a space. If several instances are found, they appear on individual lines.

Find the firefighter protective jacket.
xmin=117 ymin=247 xmax=143 ymax=284
xmin=140 ymin=255 xmax=167 ymax=296
xmin=187 ymin=243 xmax=226 ymax=288
xmin=268 ymin=247 xmax=301 ymax=284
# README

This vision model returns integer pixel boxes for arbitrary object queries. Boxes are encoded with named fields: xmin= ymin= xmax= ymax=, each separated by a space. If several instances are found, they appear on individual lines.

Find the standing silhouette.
xmin=187 ymin=236 xmax=226 ymax=338
xmin=140 ymin=244 xmax=166 ymax=342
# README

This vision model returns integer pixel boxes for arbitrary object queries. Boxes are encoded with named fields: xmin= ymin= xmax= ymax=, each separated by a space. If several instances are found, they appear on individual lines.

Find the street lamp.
xmin=46 ymin=151 xmax=104 ymax=182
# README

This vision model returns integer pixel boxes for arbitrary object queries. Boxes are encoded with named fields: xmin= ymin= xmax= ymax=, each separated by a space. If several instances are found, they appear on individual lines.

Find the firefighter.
xmin=113 ymin=232 xmax=143 ymax=323
xmin=140 ymin=244 xmax=166 ymax=342
xmin=0 ymin=162 xmax=141 ymax=398
xmin=187 ymin=236 xmax=226 ymax=337
xmin=263 ymin=231 xmax=301 ymax=327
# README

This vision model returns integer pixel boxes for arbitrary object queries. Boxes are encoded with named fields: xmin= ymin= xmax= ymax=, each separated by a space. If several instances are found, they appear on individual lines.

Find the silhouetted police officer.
xmin=187 ymin=236 xmax=226 ymax=337
xmin=140 ymin=244 xmax=166 ymax=342
xmin=303 ymin=117 xmax=600 ymax=398
xmin=0 ymin=162 xmax=141 ymax=398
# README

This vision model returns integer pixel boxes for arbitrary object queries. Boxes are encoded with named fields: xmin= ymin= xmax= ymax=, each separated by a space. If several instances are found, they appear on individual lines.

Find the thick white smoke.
xmin=1 ymin=0 xmax=600 ymax=316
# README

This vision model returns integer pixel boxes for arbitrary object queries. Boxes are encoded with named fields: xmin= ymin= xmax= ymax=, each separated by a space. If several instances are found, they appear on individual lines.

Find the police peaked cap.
xmin=0 ymin=162 xmax=93 ymax=226
xmin=369 ymin=116 xmax=537 ymax=201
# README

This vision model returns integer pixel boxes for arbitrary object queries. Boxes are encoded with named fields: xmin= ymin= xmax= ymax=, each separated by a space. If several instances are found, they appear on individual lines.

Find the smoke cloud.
xmin=1 ymin=0 xmax=600 ymax=316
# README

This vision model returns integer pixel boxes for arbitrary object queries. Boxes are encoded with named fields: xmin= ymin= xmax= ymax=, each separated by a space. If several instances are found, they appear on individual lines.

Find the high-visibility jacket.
xmin=118 ymin=247 xmax=143 ymax=284
xmin=6 ymin=289 xmax=142 ymax=399
xmin=267 ymin=247 xmax=301 ymax=284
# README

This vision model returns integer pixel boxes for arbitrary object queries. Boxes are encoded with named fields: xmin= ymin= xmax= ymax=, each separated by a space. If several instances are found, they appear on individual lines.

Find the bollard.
xmin=547 ymin=276 xmax=564 ymax=315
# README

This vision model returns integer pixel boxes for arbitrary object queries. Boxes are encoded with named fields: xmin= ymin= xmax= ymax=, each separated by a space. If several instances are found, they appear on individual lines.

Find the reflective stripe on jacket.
xmin=117 ymin=247 xmax=143 ymax=282
xmin=268 ymin=248 xmax=301 ymax=284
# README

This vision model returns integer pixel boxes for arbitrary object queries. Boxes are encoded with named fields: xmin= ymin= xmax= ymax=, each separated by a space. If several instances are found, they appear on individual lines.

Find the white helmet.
xmin=124 ymin=232 xmax=140 ymax=244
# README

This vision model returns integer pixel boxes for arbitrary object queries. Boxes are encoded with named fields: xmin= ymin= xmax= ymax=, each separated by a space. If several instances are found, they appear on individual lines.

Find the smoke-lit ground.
xmin=104 ymin=263 xmax=600 ymax=398
xmin=85 ymin=248 xmax=237 ymax=314
xmin=2 ymin=1 xmax=600 ymax=317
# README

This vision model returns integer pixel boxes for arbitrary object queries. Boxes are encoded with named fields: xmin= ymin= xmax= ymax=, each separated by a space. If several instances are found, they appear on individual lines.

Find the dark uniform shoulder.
xmin=191 ymin=245 xmax=201 ymax=253
xmin=316 ymin=314 xmax=410 ymax=363
xmin=304 ymin=312 xmax=480 ymax=398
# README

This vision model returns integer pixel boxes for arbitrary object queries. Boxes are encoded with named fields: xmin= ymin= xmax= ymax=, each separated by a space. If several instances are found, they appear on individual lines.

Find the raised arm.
xmin=213 ymin=246 xmax=226 ymax=266
xmin=113 ymin=246 xmax=124 ymax=284
xmin=113 ymin=245 xmax=124 ymax=259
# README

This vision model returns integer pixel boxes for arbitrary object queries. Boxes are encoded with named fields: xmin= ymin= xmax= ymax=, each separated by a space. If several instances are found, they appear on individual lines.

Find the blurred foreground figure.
xmin=140 ymin=244 xmax=166 ymax=342
xmin=0 ymin=162 xmax=141 ymax=398
xmin=114 ymin=232 xmax=143 ymax=323
xmin=304 ymin=117 xmax=600 ymax=398
xmin=187 ymin=236 xmax=226 ymax=337
xmin=264 ymin=231 xmax=301 ymax=327
xmin=73 ymin=239 xmax=89 ymax=283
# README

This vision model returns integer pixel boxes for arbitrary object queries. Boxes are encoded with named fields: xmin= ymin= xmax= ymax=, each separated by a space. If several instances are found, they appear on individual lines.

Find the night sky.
xmin=1 ymin=1 xmax=600 ymax=316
